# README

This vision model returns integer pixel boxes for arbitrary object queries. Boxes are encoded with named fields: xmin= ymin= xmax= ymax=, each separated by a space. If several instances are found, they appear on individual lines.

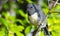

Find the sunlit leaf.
xmin=25 ymin=26 xmax=32 ymax=35
xmin=17 ymin=25 xmax=24 ymax=32
xmin=16 ymin=32 xmax=24 ymax=36
xmin=18 ymin=10 xmax=25 ymax=17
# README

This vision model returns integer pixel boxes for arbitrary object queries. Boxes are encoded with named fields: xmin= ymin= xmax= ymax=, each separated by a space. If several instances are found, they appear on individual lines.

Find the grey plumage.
xmin=26 ymin=3 xmax=46 ymax=26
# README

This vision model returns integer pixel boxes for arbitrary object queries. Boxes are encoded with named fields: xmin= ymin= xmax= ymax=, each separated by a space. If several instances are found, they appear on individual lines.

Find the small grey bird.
xmin=26 ymin=3 xmax=46 ymax=26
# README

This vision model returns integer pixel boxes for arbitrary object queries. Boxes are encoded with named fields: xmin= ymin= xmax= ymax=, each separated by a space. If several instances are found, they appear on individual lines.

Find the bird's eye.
xmin=30 ymin=7 xmax=33 ymax=10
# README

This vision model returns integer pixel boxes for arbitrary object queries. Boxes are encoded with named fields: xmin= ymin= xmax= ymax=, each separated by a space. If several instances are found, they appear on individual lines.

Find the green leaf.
xmin=0 ymin=18 xmax=7 ymax=26
xmin=53 ymin=5 xmax=60 ymax=12
xmin=26 ymin=0 xmax=32 ymax=3
xmin=0 ymin=27 xmax=8 ymax=36
xmin=8 ymin=16 xmax=16 ymax=22
xmin=3 ymin=3 xmax=9 ymax=10
xmin=17 ymin=25 xmax=24 ymax=32
xmin=17 ymin=0 xmax=24 ymax=3
xmin=18 ymin=10 xmax=25 ymax=17
xmin=25 ymin=26 xmax=32 ymax=35
xmin=16 ymin=32 xmax=24 ymax=36
xmin=16 ymin=19 xmax=24 ymax=25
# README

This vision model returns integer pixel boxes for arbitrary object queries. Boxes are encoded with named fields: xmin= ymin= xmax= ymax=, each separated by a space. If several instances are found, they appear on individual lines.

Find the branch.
xmin=37 ymin=0 xmax=43 ymax=7
xmin=57 ymin=3 xmax=60 ymax=5
xmin=48 ymin=0 xmax=59 ymax=10
xmin=47 ymin=0 xmax=59 ymax=18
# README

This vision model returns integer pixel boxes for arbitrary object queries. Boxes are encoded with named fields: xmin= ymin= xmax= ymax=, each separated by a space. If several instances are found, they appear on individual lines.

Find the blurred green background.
xmin=0 ymin=0 xmax=60 ymax=36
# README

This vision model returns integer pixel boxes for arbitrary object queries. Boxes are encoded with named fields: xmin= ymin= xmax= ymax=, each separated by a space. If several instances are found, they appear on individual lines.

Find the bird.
xmin=26 ymin=3 xmax=51 ymax=36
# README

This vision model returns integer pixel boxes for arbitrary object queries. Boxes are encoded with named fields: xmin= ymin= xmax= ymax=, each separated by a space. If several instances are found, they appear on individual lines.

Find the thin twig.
xmin=48 ymin=0 xmax=59 ymax=10
xmin=57 ymin=3 xmax=60 ymax=4
xmin=37 ymin=0 xmax=43 ymax=7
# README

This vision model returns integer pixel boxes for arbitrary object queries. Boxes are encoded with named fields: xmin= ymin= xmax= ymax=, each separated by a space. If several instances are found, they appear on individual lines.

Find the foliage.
xmin=0 ymin=0 xmax=60 ymax=36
